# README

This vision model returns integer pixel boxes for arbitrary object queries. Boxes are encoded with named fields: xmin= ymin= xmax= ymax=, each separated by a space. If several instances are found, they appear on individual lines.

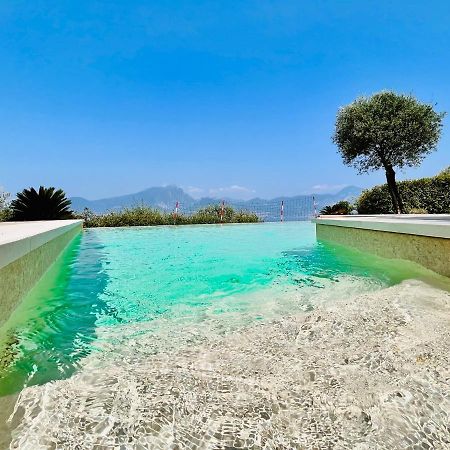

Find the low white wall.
xmin=0 ymin=220 xmax=83 ymax=327
xmin=313 ymin=215 xmax=450 ymax=239
xmin=313 ymin=215 xmax=450 ymax=278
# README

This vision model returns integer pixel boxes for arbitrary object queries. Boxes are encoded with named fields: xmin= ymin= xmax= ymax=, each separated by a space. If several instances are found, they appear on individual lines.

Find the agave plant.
xmin=11 ymin=186 xmax=73 ymax=221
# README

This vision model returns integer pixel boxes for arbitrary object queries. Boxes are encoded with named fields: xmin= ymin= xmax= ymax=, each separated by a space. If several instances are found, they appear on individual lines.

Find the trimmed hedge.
xmin=357 ymin=173 xmax=450 ymax=214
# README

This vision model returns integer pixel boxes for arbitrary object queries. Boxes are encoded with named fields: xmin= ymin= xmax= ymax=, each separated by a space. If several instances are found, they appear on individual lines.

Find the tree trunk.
xmin=384 ymin=165 xmax=404 ymax=214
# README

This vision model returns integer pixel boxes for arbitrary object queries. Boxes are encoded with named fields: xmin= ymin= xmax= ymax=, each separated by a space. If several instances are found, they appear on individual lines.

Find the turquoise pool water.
xmin=0 ymin=222 xmax=440 ymax=396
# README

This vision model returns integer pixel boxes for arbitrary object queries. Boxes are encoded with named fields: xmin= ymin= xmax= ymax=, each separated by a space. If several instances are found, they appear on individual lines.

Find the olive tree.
xmin=332 ymin=91 xmax=444 ymax=213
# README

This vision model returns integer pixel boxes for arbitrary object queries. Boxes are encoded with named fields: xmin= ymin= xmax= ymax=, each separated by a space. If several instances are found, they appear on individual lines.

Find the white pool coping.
xmin=0 ymin=220 xmax=83 ymax=270
xmin=312 ymin=215 xmax=450 ymax=239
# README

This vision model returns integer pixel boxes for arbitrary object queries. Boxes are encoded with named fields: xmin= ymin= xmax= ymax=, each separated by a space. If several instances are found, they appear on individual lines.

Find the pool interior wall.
xmin=0 ymin=222 xmax=82 ymax=328
xmin=0 ymin=221 xmax=82 ymax=448
xmin=316 ymin=223 xmax=450 ymax=278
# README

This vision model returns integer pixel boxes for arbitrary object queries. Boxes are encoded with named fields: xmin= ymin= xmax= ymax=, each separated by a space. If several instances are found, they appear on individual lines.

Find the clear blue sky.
xmin=1 ymin=0 xmax=449 ymax=200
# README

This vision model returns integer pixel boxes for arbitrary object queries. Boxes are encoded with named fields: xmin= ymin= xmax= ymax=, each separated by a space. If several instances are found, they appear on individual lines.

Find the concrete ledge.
xmin=313 ymin=215 xmax=450 ymax=239
xmin=0 ymin=220 xmax=82 ymax=269
xmin=0 ymin=220 xmax=83 ymax=327
xmin=313 ymin=216 xmax=450 ymax=278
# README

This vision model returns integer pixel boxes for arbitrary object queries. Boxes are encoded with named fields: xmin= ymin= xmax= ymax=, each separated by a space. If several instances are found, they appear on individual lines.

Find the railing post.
xmin=220 ymin=200 xmax=225 ymax=222
xmin=173 ymin=201 xmax=179 ymax=224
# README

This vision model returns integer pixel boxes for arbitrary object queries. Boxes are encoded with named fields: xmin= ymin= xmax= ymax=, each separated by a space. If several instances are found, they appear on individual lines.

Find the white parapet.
xmin=312 ymin=214 xmax=450 ymax=239
xmin=0 ymin=220 xmax=83 ymax=270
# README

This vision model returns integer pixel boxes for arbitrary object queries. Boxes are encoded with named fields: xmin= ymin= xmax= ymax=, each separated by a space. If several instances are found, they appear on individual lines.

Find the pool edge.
xmin=315 ymin=222 xmax=450 ymax=278
xmin=0 ymin=220 xmax=83 ymax=328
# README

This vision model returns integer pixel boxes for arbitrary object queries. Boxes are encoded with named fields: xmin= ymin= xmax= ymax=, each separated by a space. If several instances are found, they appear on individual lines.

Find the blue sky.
xmin=1 ymin=0 xmax=449 ymax=200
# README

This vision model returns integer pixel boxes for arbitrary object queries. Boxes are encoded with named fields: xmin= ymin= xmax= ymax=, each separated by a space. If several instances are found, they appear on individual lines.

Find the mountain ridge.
xmin=71 ymin=185 xmax=363 ymax=218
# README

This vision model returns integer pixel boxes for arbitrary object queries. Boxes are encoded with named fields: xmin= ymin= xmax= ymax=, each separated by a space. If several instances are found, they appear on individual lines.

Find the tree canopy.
xmin=332 ymin=91 xmax=444 ymax=213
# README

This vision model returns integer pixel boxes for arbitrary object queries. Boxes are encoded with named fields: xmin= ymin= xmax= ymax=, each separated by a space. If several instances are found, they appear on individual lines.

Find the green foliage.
xmin=0 ymin=189 xmax=9 ymax=209
xmin=356 ymin=173 xmax=450 ymax=214
xmin=188 ymin=205 xmax=234 ymax=224
xmin=407 ymin=208 xmax=428 ymax=214
xmin=320 ymin=201 xmax=353 ymax=215
xmin=0 ymin=189 xmax=11 ymax=221
xmin=79 ymin=206 xmax=172 ymax=227
xmin=333 ymin=91 xmax=444 ymax=173
xmin=439 ymin=166 xmax=450 ymax=176
xmin=10 ymin=186 xmax=73 ymax=221
xmin=0 ymin=208 xmax=12 ymax=222
xmin=333 ymin=91 xmax=445 ymax=213
xmin=78 ymin=204 xmax=260 ymax=228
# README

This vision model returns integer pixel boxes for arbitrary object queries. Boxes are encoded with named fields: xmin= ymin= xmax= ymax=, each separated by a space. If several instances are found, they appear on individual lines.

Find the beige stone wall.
xmin=316 ymin=224 xmax=450 ymax=278
xmin=0 ymin=225 xmax=81 ymax=328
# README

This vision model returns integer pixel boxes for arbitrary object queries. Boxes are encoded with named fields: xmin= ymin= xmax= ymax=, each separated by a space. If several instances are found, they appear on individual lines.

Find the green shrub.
xmin=439 ymin=166 xmax=450 ymax=176
xmin=0 ymin=189 xmax=11 ymax=221
xmin=357 ymin=173 xmax=450 ymax=214
xmin=406 ymin=208 xmax=428 ymax=214
xmin=77 ymin=204 xmax=260 ymax=228
xmin=320 ymin=201 xmax=353 ymax=215
xmin=0 ymin=208 xmax=12 ymax=222
xmin=187 ymin=205 xmax=259 ymax=224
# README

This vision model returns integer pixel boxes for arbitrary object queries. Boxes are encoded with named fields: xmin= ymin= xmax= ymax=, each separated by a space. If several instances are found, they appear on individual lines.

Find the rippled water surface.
xmin=0 ymin=222 xmax=438 ymax=398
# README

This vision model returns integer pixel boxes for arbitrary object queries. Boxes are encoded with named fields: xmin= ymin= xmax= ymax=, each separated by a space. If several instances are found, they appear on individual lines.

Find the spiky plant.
xmin=11 ymin=186 xmax=73 ymax=221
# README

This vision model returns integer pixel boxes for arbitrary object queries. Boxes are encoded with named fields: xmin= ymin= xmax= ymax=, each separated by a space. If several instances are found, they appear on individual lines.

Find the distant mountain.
xmin=71 ymin=185 xmax=363 ymax=220
xmin=311 ymin=186 xmax=362 ymax=210
xmin=71 ymin=186 xmax=196 ymax=214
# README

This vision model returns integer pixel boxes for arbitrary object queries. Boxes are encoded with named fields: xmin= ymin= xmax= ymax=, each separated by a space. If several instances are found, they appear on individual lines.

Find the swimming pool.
xmin=1 ymin=222 xmax=448 ymax=448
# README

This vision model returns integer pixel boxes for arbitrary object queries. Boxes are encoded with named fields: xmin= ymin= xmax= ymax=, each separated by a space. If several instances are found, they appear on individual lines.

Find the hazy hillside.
xmin=71 ymin=186 xmax=196 ymax=214
xmin=71 ymin=185 xmax=363 ymax=220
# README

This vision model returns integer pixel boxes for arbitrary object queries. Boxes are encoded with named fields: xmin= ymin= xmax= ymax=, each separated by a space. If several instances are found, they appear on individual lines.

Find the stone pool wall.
xmin=316 ymin=223 xmax=450 ymax=278
xmin=0 ymin=221 xmax=82 ymax=328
